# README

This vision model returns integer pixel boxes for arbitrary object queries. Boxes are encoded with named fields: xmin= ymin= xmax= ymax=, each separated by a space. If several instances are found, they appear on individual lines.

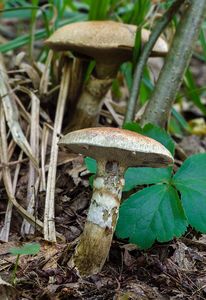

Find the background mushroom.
xmin=59 ymin=127 xmax=173 ymax=276
xmin=46 ymin=21 xmax=168 ymax=131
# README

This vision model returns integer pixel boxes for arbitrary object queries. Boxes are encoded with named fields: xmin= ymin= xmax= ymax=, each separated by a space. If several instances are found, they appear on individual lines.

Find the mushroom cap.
xmin=45 ymin=21 xmax=168 ymax=64
xmin=59 ymin=127 xmax=173 ymax=168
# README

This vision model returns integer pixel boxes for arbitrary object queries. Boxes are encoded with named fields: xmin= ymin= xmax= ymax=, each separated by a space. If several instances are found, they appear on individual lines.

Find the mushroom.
xmin=59 ymin=127 xmax=173 ymax=276
xmin=46 ymin=21 xmax=168 ymax=131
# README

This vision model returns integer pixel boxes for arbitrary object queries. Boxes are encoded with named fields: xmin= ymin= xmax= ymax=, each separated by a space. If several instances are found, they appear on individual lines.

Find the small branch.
xmin=124 ymin=0 xmax=186 ymax=124
xmin=141 ymin=0 xmax=206 ymax=127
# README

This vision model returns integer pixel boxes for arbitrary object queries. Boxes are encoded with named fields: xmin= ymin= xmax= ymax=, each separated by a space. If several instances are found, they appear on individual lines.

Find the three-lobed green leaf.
xmin=124 ymin=166 xmax=172 ymax=191
xmin=116 ymin=184 xmax=187 ymax=249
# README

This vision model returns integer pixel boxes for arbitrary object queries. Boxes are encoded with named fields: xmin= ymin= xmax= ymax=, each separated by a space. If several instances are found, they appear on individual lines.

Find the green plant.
xmin=9 ymin=243 xmax=40 ymax=285
xmin=85 ymin=123 xmax=206 ymax=249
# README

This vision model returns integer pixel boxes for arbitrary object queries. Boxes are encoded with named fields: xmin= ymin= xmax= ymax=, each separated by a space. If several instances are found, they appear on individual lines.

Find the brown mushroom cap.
xmin=45 ymin=21 xmax=168 ymax=64
xmin=59 ymin=127 xmax=173 ymax=168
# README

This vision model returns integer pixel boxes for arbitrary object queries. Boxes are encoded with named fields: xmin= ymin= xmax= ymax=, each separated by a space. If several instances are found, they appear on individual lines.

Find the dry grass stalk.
xmin=0 ymin=148 xmax=24 ymax=242
xmin=0 ymin=108 xmax=64 ymax=241
xmin=39 ymin=50 xmax=53 ymax=96
xmin=20 ymin=89 xmax=40 ymax=235
xmin=104 ymin=97 xmax=123 ymax=126
xmin=40 ymin=123 xmax=50 ymax=192
xmin=0 ymin=139 xmax=16 ymax=182
xmin=44 ymin=59 xmax=71 ymax=242
xmin=0 ymin=55 xmax=38 ymax=169
xmin=0 ymin=104 xmax=41 ymax=230
xmin=0 ymin=106 xmax=14 ymax=242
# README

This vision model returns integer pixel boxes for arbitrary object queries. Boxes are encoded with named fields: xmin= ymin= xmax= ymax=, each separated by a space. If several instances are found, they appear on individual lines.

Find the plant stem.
xmin=124 ymin=0 xmax=186 ymax=124
xmin=12 ymin=254 xmax=20 ymax=286
xmin=141 ymin=0 xmax=206 ymax=127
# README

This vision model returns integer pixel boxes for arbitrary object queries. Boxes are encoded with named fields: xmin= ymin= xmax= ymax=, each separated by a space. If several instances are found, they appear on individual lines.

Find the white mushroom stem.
xmin=69 ymin=161 xmax=125 ymax=276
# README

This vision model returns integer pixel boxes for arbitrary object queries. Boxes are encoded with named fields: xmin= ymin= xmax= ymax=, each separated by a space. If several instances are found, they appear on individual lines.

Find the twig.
xmin=124 ymin=0 xmax=186 ymax=124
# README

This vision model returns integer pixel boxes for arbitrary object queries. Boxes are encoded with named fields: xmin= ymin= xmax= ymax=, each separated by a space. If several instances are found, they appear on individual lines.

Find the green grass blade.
xmin=123 ymin=0 xmax=151 ymax=25
xmin=184 ymin=68 xmax=206 ymax=115
xmin=89 ymin=0 xmax=110 ymax=20
xmin=29 ymin=0 xmax=39 ymax=57
xmin=199 ymin=28 xmax=206 ymax=59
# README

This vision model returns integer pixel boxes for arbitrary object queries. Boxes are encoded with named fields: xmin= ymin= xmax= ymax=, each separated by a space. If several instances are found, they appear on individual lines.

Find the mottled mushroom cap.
xmin=59 ymin=127 xmax=173 ymax=168
xmin=45 ymin=21 xmax=168 ymax=64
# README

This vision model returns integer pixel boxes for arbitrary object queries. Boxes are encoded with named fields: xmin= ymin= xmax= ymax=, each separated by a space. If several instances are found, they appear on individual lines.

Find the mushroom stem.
xmin=69 ymin=161 xmax=125 ymax=276
xmin=67 ymin=75 xmax=113 ymax=131
xmin=95 ymin=61 xmax=120 ymax=79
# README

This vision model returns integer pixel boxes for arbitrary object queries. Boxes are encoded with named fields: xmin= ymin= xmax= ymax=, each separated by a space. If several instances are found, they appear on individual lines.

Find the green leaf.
xmin=133 ymin=27 xmax=142 ymax=66
xmin=9 ymin=243 xmax=40 ymax=256
xmin=139 ymin=67 xmax=153 ymax=105
xmin=123 ymin=0 xmax=151 ymax=25
xmin=169 ymin=116 xmax=184 ymax=137
xmin=142 ymin=124 xmax=175 ymax=156
xmin=84 ymin=156 xmax=97 ymax=174
xmin=199 ymin=28 xmax=206 ymax=59
xmin=123 ymin=122 xmax=142 ymax=133
xmin=121 ymin=62 xmax=133 ymax=91
xmin=171 ymin=107 xmax=191 ymax=133
xmin=173 ymin=153 xmax=206 ymax=232
xmin=116 ymin=184 xmax=187 ymax=249
xmin=184 ymin=69 xmax=206 ymax=116
xmin=124 ymin=167 xmax=172 ymax=192
xmin=88 ymin=0 xmax=110 ymax=20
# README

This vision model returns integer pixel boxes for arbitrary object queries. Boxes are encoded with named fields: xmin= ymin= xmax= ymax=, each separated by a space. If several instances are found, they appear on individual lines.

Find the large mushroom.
xmin=59 ymin=127 xmax=173 ymax=276
xmin=46 ymin=21 xmax=168 ymax=131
